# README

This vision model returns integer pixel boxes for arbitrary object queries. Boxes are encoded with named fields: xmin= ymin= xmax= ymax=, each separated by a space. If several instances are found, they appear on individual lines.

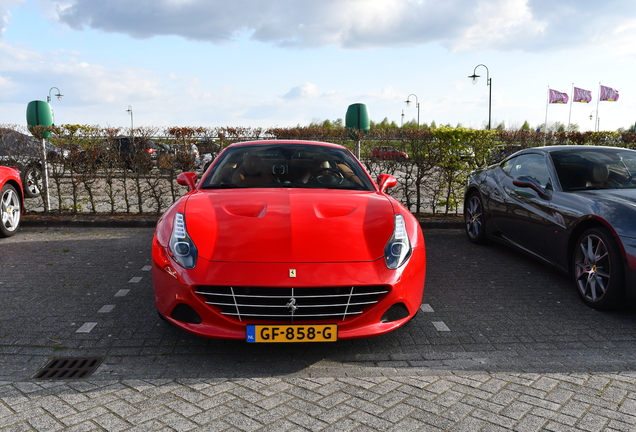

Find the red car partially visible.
xmin=0 ymin=166 xmax=23 ymax=237
xmin=152 ymin=140 xmax=426 ymax=342
xmin=370 ymin=146 xmax=409 ymax=161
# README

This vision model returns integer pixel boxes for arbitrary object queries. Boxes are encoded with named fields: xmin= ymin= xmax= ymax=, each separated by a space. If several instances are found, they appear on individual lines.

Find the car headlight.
xmin=169 ymin=212 xmax=198 ymax=269
xmin=384 ymin=214 xmax=412 ymax=269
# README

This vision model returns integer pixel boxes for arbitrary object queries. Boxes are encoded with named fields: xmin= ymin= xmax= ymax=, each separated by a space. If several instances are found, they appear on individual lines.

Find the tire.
xmin=21 ymin=164 xmax=42 ymax=198
xmin=464 ymin=191 xmax=486 ymax=244
xmin=572 ymin=227 xmax=624 ymax=310
xmin=1 ymin=183 xmax=21 ymax=237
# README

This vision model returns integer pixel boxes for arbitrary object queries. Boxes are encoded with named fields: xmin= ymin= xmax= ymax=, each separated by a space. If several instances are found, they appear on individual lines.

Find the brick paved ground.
xmin=1 ymin=227 xmax=636 ymax=430
xmin=2 ymin=373 xmax=636 ymax=431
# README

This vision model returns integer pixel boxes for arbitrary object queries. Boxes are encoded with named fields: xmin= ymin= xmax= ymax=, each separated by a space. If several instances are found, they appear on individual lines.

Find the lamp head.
xmin=47 ymin=87 xmax=63 ymax=102
xmin=405 ymin=99 xmax=411 ymax=107
xmin=468 ymin=73 xmax=480 ymax=85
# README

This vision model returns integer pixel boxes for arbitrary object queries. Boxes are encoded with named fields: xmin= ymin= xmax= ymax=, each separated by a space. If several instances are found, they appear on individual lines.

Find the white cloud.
xmin=0 ymin=0 xmax=26 ymax=35
xmin=38 ymin=0 xmax=635 ymax=53
xmin=283 ymin=82 xmax=321 ymax=100
xmin=0 ymin=39 xmax=162 ymax=104
xmin=0 ymin=73 xmax=10 ymax=90
xmin=452 ymin=0 xmax=546 ymax=52
xmin=603 ymin=18 xmax=636 ymax=57
xmin=370 ymin=86 xmax=402 ymax=101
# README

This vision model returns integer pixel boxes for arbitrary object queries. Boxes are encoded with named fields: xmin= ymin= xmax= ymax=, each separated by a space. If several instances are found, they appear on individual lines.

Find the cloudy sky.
xmin=1 ymin=0 xmax=635 ymax=132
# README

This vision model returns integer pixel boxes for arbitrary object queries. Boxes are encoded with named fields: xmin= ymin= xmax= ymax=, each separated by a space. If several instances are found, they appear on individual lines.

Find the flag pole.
xmin=568 ymin=83 xmax=573 ymax=130
xmin=544 ymin=86 xmax=550 ymax=133
xmin=595 ymin=82 xmax=601 ymax=132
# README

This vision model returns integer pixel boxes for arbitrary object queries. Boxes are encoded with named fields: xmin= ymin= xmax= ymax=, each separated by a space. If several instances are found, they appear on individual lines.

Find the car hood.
xmin=577 ymin=188 xmax=636 ymax=207
xmin=571 ymin=189 xmax=636 ymax=237
xmin=183 ymin=189 xmax=395 ymax=263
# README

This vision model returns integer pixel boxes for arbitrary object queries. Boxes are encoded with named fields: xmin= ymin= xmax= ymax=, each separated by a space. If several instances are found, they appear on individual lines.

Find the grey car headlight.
xmin=169 ymin=212 xmax=198 ymax=269
xmin=384 ymin=214 xmax=412 ymax=269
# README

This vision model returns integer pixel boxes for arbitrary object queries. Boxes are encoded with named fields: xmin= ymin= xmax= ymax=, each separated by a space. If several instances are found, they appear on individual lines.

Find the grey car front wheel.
xmin=21 ymin=165 xmax=42 ymax=198
xmin=573 ymin=227 xmax=624 ymax=310
xmin=465 ymin=191 xmax=486 ymax=244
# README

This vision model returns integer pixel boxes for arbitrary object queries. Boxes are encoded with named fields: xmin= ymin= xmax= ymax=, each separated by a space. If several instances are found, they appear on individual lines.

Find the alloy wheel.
xmin=465 ymin=193 xmax=483 ymax=242
xmin=1 ymin=185 xmax=21 ymax=235
xmin=574 ymin=233 xmax=611 ymax=303
xmin=23 ymin=166 xmax=42 ymax=198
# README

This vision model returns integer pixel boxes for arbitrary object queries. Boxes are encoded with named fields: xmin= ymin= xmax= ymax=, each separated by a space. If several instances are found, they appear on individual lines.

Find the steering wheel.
xmin=309 ymin=168 xmax=344 ymax=185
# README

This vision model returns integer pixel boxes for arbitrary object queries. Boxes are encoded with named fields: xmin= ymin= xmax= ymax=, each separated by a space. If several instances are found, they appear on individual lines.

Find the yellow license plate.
xmin=246 ymin=324 xmax=337 ymax=342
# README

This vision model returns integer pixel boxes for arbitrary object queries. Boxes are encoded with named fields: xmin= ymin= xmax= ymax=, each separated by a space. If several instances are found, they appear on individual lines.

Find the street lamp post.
xmin=404 ymin=94 xmax=419 ymax=128
xmin=126 ymin=105 xmax=134 ymax=147
xmin=126 ymin=105 xmax=134 ymax=130
xmin=41 ymin=87 xmax=63 ymax=211
xmin=468 ymin=64 xmax=492 ymax=130
xmin=47 ymin=87 xmax=63 ymax=103
xmin=589 ymin=110 xmax=600 ymax=132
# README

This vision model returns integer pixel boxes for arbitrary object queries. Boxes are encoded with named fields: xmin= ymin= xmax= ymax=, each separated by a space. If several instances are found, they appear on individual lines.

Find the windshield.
xmin=200 ymin=143 xmax=374 ymax=191
xmin=551 ymin=148 xmax=636 ymax=191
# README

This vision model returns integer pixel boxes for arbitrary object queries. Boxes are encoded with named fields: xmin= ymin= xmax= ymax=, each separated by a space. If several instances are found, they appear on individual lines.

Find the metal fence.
xmin=1 ymin=124 xmax=632 ymax=216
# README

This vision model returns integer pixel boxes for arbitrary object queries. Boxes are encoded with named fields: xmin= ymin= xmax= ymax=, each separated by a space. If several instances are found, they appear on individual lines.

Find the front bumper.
xmin=152 ymin=244 xmax=425 ymax=340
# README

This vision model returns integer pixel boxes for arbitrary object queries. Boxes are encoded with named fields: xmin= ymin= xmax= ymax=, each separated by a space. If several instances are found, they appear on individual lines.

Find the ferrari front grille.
xmin=193 ymin=286 xmax=389 ymax=322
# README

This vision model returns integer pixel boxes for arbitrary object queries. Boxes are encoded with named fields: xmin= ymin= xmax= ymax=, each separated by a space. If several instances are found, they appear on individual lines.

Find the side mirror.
xmin=377 ymin=174 xmax=397 ymax=193
xmin=513 ymin=175 xmax=550 ymax=199
xmin=177 ymin=172 xmax=198 ymax=192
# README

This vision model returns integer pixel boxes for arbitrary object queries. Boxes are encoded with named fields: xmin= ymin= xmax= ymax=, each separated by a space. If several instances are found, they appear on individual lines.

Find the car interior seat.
xmin=301 ymin=159 xmax=331 ymax=183
xmin=231 ymin=154 xmax=274 ymax=186
xmin=587 ymin=162 xmax=609 ymax=187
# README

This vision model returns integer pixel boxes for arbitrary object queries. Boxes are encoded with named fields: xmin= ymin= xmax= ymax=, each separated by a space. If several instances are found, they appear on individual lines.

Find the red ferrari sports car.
xmin=152 ymin=140 xmax=426 ymax=341
xmin=0 ymin=166 xmax=23 ymax=238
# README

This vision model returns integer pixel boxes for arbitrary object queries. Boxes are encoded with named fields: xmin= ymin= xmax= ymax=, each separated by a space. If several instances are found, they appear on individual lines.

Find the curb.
xmin=21 ymin=215 xmax=159 ymax=229
xmin=20 ymin=214 xmax=464 ymax=230
xmin=419 ymin=219 xmax=464 ymax=229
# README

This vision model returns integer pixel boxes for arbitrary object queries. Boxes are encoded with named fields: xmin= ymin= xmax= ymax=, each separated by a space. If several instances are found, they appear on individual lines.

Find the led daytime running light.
xmin=394 ymin=215 xmax=407 ymax=240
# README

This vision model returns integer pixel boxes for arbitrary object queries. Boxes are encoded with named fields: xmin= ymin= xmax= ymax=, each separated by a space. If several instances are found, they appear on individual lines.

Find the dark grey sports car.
xmin=464 ymin=145 xmax=636 ymax=310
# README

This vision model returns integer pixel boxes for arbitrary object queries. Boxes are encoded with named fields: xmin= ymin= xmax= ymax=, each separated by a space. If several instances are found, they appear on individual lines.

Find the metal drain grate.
xmin=33 ymin=357 xmax=104 ymax=380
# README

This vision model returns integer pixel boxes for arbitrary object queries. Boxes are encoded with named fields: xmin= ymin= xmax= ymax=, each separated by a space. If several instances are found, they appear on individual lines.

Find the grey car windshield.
xmin=200 ymin=144 xmax=374 ymax=190
xmin=551 ymin=148 xmax=636 ymax=191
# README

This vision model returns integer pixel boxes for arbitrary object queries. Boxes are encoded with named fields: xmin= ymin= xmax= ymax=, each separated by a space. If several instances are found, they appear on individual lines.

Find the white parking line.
xmin=76 ymin=322 xmax=97 ymax=333
xmin=142 ymin=265 xmax=151 ymax=272
xmin=420 ymin=304 xmax=434 ymax=313
xmin=98 ymin=305 xmax=115 ymax=313
xmin=432 ymin=321 xmax=451 ymax=332
xmin=115 ymin=289 xmax=130 ymax=297
xmin=129 ymin=276 xmax=143 ymax=283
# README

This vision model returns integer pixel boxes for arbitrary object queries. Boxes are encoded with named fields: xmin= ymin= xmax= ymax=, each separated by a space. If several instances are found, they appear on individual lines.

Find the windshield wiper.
xmin=202 ymin=183 xmax=247 ymax=189
xmin=568 ymin=186 xmax=610 ymax=191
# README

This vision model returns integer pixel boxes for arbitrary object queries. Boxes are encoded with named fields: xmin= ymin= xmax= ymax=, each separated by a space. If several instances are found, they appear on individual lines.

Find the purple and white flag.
xmin=573 ymin=87 xmax=592 ymax=103
xmin=600 ymin=85 xmax=619 ymax=101
xmin=549 ymin=89 xmax=569 ymax=104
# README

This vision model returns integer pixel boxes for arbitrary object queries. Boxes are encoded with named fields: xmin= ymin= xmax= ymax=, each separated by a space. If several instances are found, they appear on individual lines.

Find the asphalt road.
xmin=1 ymin=227 xmax=636 ymax=430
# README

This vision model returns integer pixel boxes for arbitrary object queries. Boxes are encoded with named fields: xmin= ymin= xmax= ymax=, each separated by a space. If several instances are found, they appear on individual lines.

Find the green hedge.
xmin=2 ymin=124 xmax=633 ymax=216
